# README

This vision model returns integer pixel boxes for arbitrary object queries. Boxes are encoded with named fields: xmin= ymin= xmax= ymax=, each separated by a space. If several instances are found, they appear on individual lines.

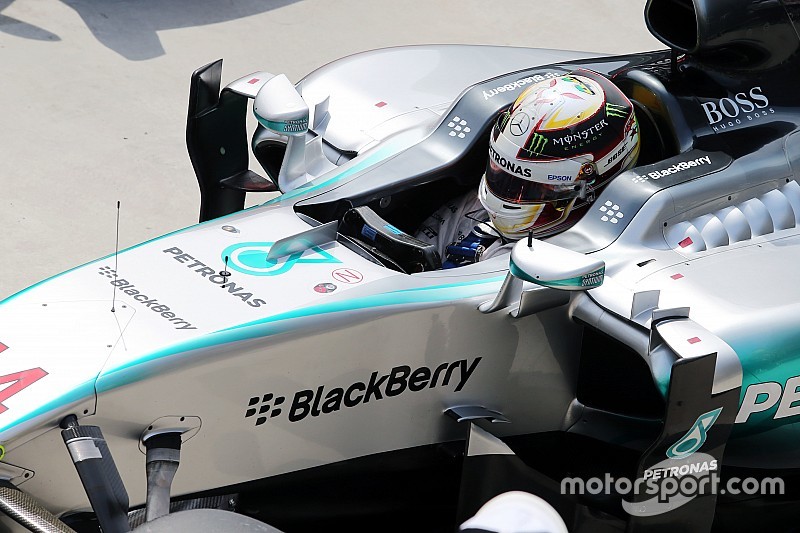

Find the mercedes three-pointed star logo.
xmin=509 ymin=112 xmax=530 ymax=136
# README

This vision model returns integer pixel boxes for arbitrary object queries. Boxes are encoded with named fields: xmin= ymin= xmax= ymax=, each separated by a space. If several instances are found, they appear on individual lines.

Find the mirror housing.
xmin=253 ymin=74 xmax=309 ymax=135
xmin=253 ymin=74 xmax=310 ymax=192
xmin=509 ymin=238 xmax=604 ymax=291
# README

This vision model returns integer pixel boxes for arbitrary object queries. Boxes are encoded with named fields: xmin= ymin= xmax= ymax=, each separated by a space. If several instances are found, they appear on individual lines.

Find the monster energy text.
xmin=553 ymin=119 xmax=608 ymax=146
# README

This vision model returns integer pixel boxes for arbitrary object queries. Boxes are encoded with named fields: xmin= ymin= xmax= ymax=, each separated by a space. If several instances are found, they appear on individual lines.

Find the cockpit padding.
xmin=338 ymin=206 xmax=442 ymax=273
xmin=615 ymin=69 xmax=691 ymax=159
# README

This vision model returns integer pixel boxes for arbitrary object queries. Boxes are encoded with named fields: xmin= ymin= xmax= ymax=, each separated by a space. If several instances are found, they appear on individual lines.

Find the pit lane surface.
xmin=0 ymin=0 xmax=661 ymax=299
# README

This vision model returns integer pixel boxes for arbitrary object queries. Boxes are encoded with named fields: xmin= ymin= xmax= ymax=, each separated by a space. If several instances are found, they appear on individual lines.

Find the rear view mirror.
xmin=509 ymin=237 xmax=604 ymax=291
xmin=253 ymin=74 xmax=310 ymax=192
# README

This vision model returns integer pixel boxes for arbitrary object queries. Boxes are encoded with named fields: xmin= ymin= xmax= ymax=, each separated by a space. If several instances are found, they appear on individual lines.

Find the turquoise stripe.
xmin=509 ymin=260 xmax=604 ymax=289
xmin=0 ymin=205 xmax=265 ymax=306
xmin=96 ymin=275 xmax=505 ymax=392
xmin=264 ymin=146 xmax=396 ymax=206
xmin=509 ymin=260 xmax=537 ymax=284
xmin=0 ymin=276 xmax=503 ymax=438
xmin=223 ymin=275 xmax=506 ymax=332
xmin=256 ymin=116 xmax=308 ymax=134
xmin=2 ymin=145 xmax=397 ymax=305
xmin=0 ymin=380 xmax=95 ymax=440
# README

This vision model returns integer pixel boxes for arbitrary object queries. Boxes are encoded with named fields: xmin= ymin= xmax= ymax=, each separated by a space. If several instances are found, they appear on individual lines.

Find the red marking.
xmin=248 ymin=78 xmax=260 ymax=84
xmin=375 ymin=101 xmax=387 ymax=108
xmin=678 ymin=237 xmax=693 ymax=248
xmin=671 ymin=273 xmax=684 ymax=280
xmin=314 ymin=283 xmax=337 ymax=294
xmin=549 ymin=79 xmax=557 ymax=87
xmin=688 ymin=337 xmax=702 ymax=345
xmin=563 ymin=92 xmax=584 ymax=100
xmin=0 ymin=368 xmax=47 ymax=415
xmin=332 ymin=268 xmax=364 ymax=284
xmin=0 ymin=342 xmax=6 ymax=354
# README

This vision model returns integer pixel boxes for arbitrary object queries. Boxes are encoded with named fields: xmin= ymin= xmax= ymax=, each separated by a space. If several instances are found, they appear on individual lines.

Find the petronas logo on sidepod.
xmin=666 ymin=408 xmax=722 ymax=459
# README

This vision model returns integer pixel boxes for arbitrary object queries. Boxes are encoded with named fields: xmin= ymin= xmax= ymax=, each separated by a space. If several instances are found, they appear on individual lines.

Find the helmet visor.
xmin=484 ymin=157 xmax=584 ymax=204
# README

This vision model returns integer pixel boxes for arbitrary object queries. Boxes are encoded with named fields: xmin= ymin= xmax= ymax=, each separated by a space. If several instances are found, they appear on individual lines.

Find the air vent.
xmin=644 ymin=0 xmax=800 ymax=70
xmin=645 ymin=0 xmax=698 ymax=53
xmin=665 ymin=181 xmax=800 ymax=253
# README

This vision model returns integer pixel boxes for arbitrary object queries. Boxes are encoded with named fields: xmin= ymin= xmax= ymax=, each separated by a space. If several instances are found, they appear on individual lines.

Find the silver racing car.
xmin=1 ymin=0 xmax=800 ymax=531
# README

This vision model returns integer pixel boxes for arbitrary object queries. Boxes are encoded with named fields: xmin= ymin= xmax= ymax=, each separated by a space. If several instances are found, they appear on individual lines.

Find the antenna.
xmin=220 ymin=256 xmax=231 ymax=288
xmin=111 ymin=201 xmax=121 ymax=312
xmin=527 ymin=229 xmax=533 ymax=248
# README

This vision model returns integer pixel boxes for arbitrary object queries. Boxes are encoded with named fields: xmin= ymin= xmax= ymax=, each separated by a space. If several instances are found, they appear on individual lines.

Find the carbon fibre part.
xmin=0 ymin=484 xmax=74 ymax=533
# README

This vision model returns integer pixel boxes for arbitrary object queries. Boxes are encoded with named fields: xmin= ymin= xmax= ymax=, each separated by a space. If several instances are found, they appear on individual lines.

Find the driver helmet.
xmin=478 ymin=69 xmax=640 ymax=239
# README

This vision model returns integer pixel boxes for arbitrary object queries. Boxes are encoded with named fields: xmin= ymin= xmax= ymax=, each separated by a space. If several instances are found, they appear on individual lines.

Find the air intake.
xmin=665 ymin=181 xmax=800 ymax=253
xmin=644 ymin=0 xmax=800 ymax=70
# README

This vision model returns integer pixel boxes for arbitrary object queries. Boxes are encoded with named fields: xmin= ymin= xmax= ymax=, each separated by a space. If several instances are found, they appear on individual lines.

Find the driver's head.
xmin=479 ymin=69 xmax=639 ymax=240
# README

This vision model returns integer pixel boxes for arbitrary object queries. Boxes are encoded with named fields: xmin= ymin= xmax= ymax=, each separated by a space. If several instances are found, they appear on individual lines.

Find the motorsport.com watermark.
xmin=561 ymin=464 xmax=783 ymax=517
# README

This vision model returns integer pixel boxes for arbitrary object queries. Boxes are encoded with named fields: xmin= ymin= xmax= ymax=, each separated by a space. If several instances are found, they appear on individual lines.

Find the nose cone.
xmin=0 ymin=298 xmax=133 ymax=441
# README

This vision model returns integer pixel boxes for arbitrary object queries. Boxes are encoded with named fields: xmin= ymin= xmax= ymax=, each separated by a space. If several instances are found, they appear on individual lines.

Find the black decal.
xmin=247 ymin=358 xmax=483 ymax=425
xmin=386 ymin=366 xmax=410 ymax=397
xmin=311 ymin=385 xmax=325 ymax=417
xmin=364 ymin=372 xmax=388 ymax=402
xmin=455 ymin=358 xmax=482 ymax=392
xmin=345 ymin=382 xmax=366 ymax=407
xmin=442 ymin=360 xmax=462 ymax=387
xmin=430 ymin=362 xmax=449 ymax=387
xmin=322 ymin=388 xmax=344 ymax=414
xmin=409 ymin=367 xmax=431 ymax=391
xmin=289 ymin=390 xmax=313 ymax=422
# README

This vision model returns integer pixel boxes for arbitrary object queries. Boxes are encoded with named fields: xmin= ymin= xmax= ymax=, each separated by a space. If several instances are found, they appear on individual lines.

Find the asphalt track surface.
xmin=0 ymin=0 xmax=662 ymax=299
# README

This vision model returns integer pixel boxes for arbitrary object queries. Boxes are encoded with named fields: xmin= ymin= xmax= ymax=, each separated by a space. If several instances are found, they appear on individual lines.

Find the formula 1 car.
xmin=1 ymin=0 xmax=800 ymax=531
